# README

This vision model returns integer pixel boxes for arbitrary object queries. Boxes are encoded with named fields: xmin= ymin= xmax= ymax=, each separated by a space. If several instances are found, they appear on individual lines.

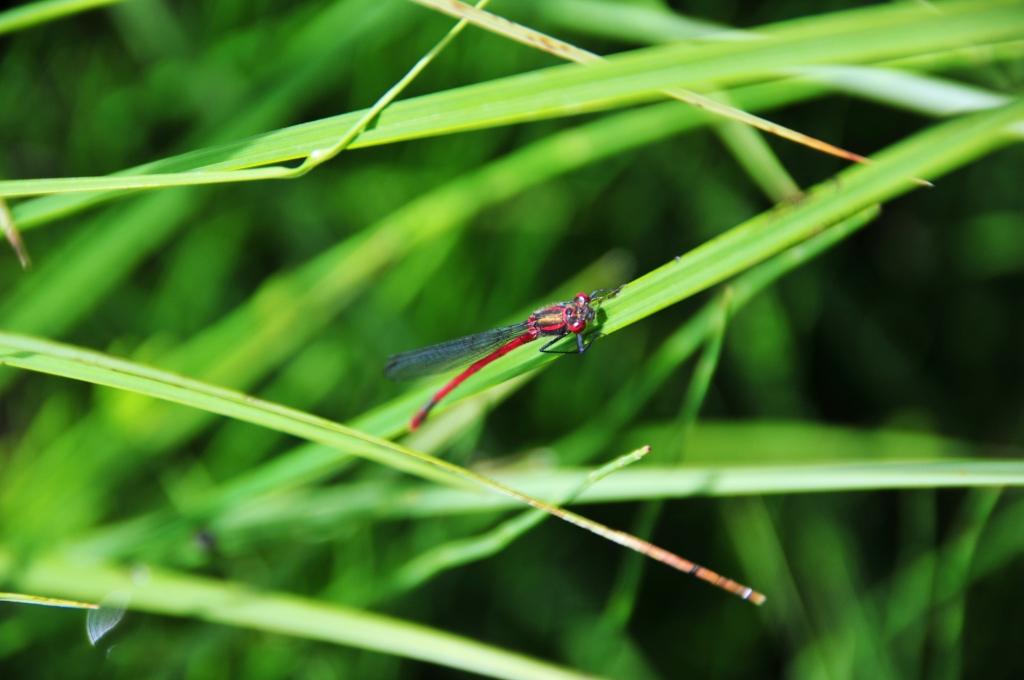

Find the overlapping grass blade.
xmin=0 ymin=0 xmax=408 ymax=363
xmin=397 ymin=100 xmax=1024 ymax=420
xmin=6 ymin=0 xmax=1022 ymax=227
xmin=0 ymin=331 xmax=764 ymax=603
xmin=350 ymin=459 xmax=1024 ymax=518
xmin=0 ymin=102 xmax=709 ymax=530
xmin=67 ymin=99 xmax=1019 ymax=542
xmin=388 ymin=446 xmax=650 ymax=596
xmin=5 ymin=89 xmax=1021 ymax=560
xmin=409 ymin=0 xmax=883 ymax=173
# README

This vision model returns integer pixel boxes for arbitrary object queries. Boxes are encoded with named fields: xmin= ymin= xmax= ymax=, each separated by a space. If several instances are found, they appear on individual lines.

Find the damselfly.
xmin=386 ymin=289 xmax=617 ymax=430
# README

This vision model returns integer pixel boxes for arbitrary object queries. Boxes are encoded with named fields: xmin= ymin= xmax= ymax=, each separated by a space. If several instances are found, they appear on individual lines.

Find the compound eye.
xmin=568 ymin=318 xmax=586 ymax=333
xmin=575 ymin=292 xmax=590 ymax=304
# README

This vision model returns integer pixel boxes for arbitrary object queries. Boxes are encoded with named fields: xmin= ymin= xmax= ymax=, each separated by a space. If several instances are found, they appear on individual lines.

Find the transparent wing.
xmin=385 ymin=323 xmax=528 ymax=380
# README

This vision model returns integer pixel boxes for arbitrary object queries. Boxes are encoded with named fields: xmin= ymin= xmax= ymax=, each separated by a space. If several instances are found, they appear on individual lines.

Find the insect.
xmin=386 ymin=289 xmax=617 ymax=430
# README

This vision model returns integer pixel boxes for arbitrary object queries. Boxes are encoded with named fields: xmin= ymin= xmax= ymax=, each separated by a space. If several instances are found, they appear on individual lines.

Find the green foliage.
xmin=1 ymin=0 xmax=1022 ymax=678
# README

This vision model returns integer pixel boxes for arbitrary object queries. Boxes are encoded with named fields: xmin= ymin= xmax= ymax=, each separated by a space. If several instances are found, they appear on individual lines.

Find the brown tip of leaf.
xmin=1 ymin=198 xmax=32 ymax=270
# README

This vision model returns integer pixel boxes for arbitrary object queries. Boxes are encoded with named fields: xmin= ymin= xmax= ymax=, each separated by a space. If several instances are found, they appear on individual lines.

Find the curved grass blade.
xmin=409 ymin=0 xmax=931 ymax=186
xmin=71 ymin=420 xmax=999 ymax=563
xmin=6 ymin=0 xmax=1022 ymax=217
xmin=76 ymin=100 xmax=1023 ymax=556
xmin=0 ymin=333 xmax=764 ymax=604
xmin=324 ymin=459 xmax=1024 ymax=520
xmin=380 ymin=100 xmax=1024 ymax=425
xmin=0 ymin=0 xmax=480 ymax=213
xmin=114 ymin=99 xmax=1020 ymax=528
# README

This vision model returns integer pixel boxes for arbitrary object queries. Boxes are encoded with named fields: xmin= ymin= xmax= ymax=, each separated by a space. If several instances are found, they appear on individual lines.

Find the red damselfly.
xmin=386 ymin=289 xmax=617 ymax=430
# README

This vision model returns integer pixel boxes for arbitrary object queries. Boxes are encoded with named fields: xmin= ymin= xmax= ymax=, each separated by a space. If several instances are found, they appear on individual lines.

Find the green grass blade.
xmin=556 ymin=205 xmax=876 ymax=463
xmin=0 ymin=332 xmax=760 ymax=600
xmin=0 ymin=0 xmax=408 ymax=390
xmin=0 ymin=331 xmax=481 ymax=488
xmin=401 ymin=101 xmax=1024 ymax=423
xmin=0 ymin=550 xmax=592 ymax=680
xmin=343 ymin=459 xmax=1024 ymax=519
xmin=84 ymin=99 xmax=1018 ymax=533
xmin=388 ymin=446 xmax=650 ymax=596
xmin=0 ymin=100 xmax=711 ymax=520
xmin=68 ymin=418 xmax=989 ymax=561
xmin=6 ymin=0 xmax=1022 ymax=222
xmin=596 ymin=292 xmax=729 ymax=635
xmin=0 ymin=0 xmax=121 ymax=35
xmin=598 ymin=100 xmax=1024 ymax=334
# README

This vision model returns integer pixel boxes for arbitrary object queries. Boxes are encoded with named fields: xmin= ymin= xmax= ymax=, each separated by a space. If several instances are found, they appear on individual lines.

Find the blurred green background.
xmin=1 ymin=0 xmax=1023 ymax=678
